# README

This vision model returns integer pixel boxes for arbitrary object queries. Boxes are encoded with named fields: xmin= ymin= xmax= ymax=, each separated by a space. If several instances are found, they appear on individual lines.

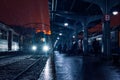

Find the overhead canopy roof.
xmin=49 ymin=0 xmax=120 ymax=36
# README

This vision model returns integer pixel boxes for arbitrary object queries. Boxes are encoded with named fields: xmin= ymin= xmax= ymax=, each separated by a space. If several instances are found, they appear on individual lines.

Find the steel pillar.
xmin=102 ymin=0 xmax=111 ymax=55
xmin=83 ymin=26 xmax=88 ymax=54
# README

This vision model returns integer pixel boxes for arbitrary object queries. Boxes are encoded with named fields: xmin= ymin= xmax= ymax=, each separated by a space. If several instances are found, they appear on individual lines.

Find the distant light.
xmin=0 ymin=32 xmax=2 ymax=35
xmin=59 ymin=33 xmax=62 ymax=36
xmin=32 ymin=45 xmax=37 ymax=51
xmin=73 ymin=36 xmax=75 ymax=38
xmin=96 ymin=37 xmax=102 ymax=40
xmin=88 ymin=39 xmax=91 ymax=43
xmin=12 ymin=43 xmax=19 ymax=51
xmin=57 ymin=37 xmax=60 ymax=40
xmin=41 ymin=38 xmax=46 ymax=42
xmin=64 ymin=23 xmax=68 ymax=26
xmin=112 ymin=11 xmax=118 ymax=15
xmin=14 ymin=44 xmax=19 ymax=50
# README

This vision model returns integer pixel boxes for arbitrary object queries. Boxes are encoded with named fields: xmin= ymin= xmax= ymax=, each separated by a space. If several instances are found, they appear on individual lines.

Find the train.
xmin=0 ymin=23 xmax=19 ymax=52
xmin=29 ymin=32 xmax=52 ymax=54
xmin=0 ymin=22 xmax=52 ymax=55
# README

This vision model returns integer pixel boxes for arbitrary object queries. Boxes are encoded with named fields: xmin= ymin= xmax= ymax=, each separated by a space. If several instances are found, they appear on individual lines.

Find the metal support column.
xmin=83 ymin=26 xmax=88 ymax=54
xmin=102 ymin=0 xmax=111 ymax=55
xmin=102 ymin=19 xmax=111 ymax=55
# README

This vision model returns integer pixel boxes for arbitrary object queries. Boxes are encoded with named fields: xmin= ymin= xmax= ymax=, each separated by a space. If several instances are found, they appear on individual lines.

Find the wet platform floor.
xmin=38 ymin=51 xmax=120 ymax=80
xmin=38 ymin=56 xmax=55 ymax=80
xmin=54 ymin=51 xmax=120 ymax=80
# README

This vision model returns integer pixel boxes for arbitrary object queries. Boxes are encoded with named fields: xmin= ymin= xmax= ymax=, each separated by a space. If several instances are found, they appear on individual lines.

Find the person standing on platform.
xmin=92 ymin=38 xmax=100 ymax=55
xmin=77 ymin=32 xmax=83 ymax=54
xmin=58 ymin=44 xmax=62 ymax=53
xmin=63 ymin=44 xmax=67 ymax=53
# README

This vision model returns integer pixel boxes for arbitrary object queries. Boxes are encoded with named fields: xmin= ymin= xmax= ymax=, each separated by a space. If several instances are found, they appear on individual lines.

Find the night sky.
xmin=0 ymin=0 xmax=50 ymax=34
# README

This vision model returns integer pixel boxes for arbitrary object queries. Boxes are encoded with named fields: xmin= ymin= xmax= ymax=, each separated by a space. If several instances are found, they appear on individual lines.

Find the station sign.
xmin=104 ymin=15 xmax=110 ymax=21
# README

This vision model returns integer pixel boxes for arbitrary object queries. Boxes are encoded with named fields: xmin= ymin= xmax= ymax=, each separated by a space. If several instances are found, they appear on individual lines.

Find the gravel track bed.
xmin=0 ymin=55 xmax=43 ymax=80
xmin=16 ymin=57 xmax=48 ymax=80
xmin=0 ymin=55 xmax=32 ymax=66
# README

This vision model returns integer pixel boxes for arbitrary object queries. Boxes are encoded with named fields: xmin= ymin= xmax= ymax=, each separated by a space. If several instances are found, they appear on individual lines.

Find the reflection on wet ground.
xmin=54 ymin=51 xmax=120 ymax=80
xmin=38 ymin=57 xmax=54 ymax=80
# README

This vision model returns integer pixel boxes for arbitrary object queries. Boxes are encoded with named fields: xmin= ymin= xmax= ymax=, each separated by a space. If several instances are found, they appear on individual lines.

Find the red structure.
xmin=0 ymin=0 xmax=51 ymax=35
xmin=89 ymin=13 xmax=120 ymax=34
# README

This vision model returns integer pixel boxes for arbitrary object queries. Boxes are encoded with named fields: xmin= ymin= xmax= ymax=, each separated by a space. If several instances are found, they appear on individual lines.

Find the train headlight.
xmin=43 ymin=45 xmax=50 ymax=52
xmin=32 ymin=45 xmax=37 ymax=51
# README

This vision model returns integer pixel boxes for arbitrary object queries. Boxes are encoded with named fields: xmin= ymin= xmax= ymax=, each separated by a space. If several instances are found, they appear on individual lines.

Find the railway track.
xmin=0 ymin=55 xmax=48 ymax=80
xmin=0 ymin=54 xmax=22 ymax=60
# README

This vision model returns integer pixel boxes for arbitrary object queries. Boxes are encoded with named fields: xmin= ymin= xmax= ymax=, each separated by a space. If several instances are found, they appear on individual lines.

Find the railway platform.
xmin=0 ymin=51 xmax=120 ymax=80
xmin=39 ymin=51 xmax=120 ymax=80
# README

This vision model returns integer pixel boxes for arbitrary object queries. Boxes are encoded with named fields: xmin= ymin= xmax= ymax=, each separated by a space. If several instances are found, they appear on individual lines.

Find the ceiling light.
xmin=59 ymin=33 xmax=62 ymax=36
xmin=73 ymin=36 xmax=75 ymax=38
xmin=57 ymin=37 xmax=60 ymax=40
xmin=64 ymin=23 xmax=68 ymax=26
xmin=112 ymin=11 xmax=118 ymax=15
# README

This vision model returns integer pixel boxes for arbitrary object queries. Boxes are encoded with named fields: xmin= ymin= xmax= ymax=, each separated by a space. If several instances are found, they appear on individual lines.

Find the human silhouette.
xmin=58 ymin=44 xmax=62 ymax=53
xmin=63 ymin=44 xmax=67 ymax=53
xmin=92 ymin=39 xmax=100 ymax=54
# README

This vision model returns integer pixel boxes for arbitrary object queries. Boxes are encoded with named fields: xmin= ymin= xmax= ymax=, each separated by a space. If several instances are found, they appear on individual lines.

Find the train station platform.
xmin=39 ymin=51 xmax=120 ymax=80
xmin=54 ymin=51 xmax=120 ymax=80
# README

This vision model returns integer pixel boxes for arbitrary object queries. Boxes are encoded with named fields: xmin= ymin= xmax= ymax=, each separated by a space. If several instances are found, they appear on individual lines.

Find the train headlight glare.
xmin=32 ymin=46 xmax=37 ymax=51
xmin=43 ymin=45 xmax=49 ymax=52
